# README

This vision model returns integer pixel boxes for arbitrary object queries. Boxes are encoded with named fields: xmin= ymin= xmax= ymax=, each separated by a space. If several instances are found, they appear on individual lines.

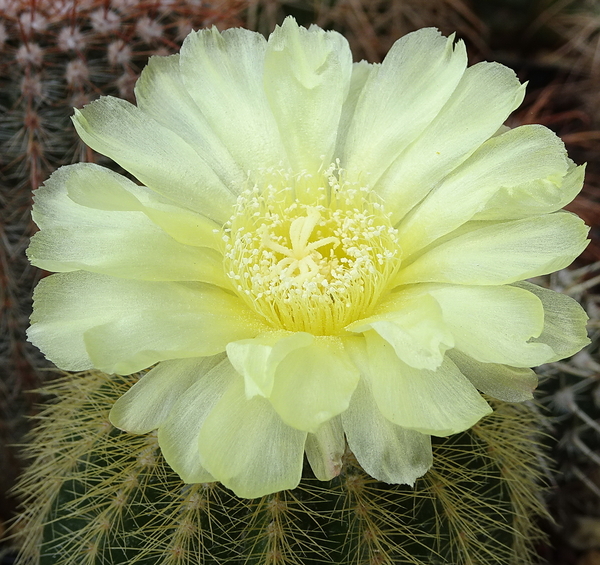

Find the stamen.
xmin=223 ymin=166 xmax=401 ymax=335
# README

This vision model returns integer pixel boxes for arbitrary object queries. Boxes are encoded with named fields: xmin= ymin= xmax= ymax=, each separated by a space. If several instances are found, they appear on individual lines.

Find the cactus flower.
xmin=27 ymin=18 xmax=589 ymax=498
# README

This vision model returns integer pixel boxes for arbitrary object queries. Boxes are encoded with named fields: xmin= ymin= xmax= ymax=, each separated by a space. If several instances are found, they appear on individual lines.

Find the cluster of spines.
xmin=521 ymin=267 xmax=599 ymax=557
xmin=0 ymin=0 xmax=248 ymax=186
xmin=11 ymin=369 xmax=549 ymax=565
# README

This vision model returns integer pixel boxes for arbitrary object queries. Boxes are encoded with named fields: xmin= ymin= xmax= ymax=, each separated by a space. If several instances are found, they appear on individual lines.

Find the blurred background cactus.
xmin=2 ymin=1 xmax=600 ymax=564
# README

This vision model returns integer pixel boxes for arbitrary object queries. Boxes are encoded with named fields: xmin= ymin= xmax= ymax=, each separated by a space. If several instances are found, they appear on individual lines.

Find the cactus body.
xmin=13 ymin=371 xmax=549 ymax=565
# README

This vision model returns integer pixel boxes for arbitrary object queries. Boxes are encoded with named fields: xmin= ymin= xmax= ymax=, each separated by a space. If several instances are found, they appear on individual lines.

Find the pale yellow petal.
xmin=363 ymin=331 xmax=492 ymax=436
xmin=135 ymin=54 xmax=245 ymax=190
xmin=376 ymin=61 xmax=525 ymax=223
xmin=198 ymin=377 xmax=307 ymax=498
xmin=396 ymin=124 xmax=570 ymax=257
xmin=341 ymin=28 xmax=467 ymax=185
xmin=72 ymin=97 xmax=236 ymax=222
xmin=304 ymin=416 xmax=345 ymax=481
xmin=335 ymin=60 xmax=378 ymax=153
xmin=157 ymin=357 xmax=236 ymax=484
xmin=514 ymin=281 xmax=590 ymax=361
xmin=29 ymin=228 xmax=227 ymax=284
xmin=268 ymin=336 xmax=360 ymax=433
xmin=226 ymin=331 xmax=313 ymax=398
xmin=27 ymin=271 xmax=267 ymax=374
xmin=28 ymin=168 xmax=228 ymax=285
xmin=264 ymin=17 xmax=352 ymax=171
xmin=447 ymin=350 xmax=538 ymax=402
xmin=57 ymin=163 xmax=223 ymax=250
xmin=348 ymin=292 xmax=453 ymax=370
xmin=341 ymin=374 xmax=432 ymax=485
xmin=179 ymin=26 xmax=288 ymax=173
xmin=429 ymin=284 xmax=555 ymax=367
xmin=110 ymin=355 xmax=224 ymax=434
xmin=474 ymin=162 xmax=584 ymax=222
xmin=394 ymin=212 xmax=589 ymax=287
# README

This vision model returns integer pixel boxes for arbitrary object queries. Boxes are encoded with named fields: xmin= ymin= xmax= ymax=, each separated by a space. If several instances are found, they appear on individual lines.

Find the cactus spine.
xmin=13 ymin=370 xmax=549 ymax=565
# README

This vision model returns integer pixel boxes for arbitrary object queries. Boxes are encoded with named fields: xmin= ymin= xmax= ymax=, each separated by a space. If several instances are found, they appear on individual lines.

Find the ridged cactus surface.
xmin=13 ymin=370 xmax=549 ymax=565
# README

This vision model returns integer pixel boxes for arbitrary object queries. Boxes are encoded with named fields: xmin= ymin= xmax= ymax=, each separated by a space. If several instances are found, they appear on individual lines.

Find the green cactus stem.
xmin=11 ymin=370 xmax=549 ymax=565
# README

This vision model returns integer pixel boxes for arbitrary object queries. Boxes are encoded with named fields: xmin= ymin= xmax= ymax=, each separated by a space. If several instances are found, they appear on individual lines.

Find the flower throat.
xmin=223 ymin=165 xmax=401 ymax=335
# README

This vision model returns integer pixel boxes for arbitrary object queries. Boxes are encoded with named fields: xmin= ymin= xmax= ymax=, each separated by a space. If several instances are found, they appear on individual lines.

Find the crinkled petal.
xmin=447 ymin=350 xmax=537 ymax=402
xmin=179 ymin=26 xmax=288 ymax=174
xmin=474 ymin=162 xmax=585 ymax=222
xmin=72 ymin=97 xmax=236 ymax=222
xmin=304 ymin=416 xmax=345 ymax=481
xmin=363 ymin=331 xmax=492 ymax=436
xmin=268 ymin=336 xmax=360 ymax=433
xmin=28 ymin=167 xmax=229 ymax=285
xmin=341 ymin=374 xmax=432 ymax=485
xmin=157 ymin=357 xmax=236 ymax=484
xmin=397 ymin=124 xmax=571 ymax=257
xmin=429 ymin=284 xmax=555 ymax=367
xmin=514 ymin=281 xmax=590 ymax=361
xmin=347 ymin=292 xmax=453 ymax=370
xmin=135 ymin=54 xmax=244 ymax=190
xmin=110 ymin=355 xmax=225 ymax=434
xmin=198 ymin=377 xmax=307 ymax=498
xmin=226 ymin=331 xmax=313 ymax=398
xmin=394 ymin=212 xmax=589 ymax=287
xmin=55 ymin=163 xmax=223 ymax=250
xmin=376 ymin=61 xmax=525 ymax=223
xmin=27 ymin=271 xmax=267 ymax=374
xmin=341 ymin=28 xmax=467 ymax=185
xmin=264 ymin=17 xmax=352 ymax=171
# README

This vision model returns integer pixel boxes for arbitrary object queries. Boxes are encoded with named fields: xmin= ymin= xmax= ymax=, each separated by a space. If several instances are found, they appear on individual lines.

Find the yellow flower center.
xmin=223 ymin=166 xmax=401 ymax=335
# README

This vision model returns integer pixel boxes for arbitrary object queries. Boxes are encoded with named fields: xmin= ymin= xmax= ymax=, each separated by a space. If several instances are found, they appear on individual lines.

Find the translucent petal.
xmin=268 ymin=336 xmax=360 ymax=433
xmin=72 ymin=97 xmax=236 ymax=222
xmin=376 ymin=61 xmax=525 ymax=223
xmin=226 ymin=331 xmax=313 ymax=398
xmin=397 ymin=124 xmax=570 ymax=257
xmin=363 ymin=331 xmax=492 ymax=436
xmin=447 ymin=350 xmax=538 ymax=402
xmin=135 ymin=54 xmax=245 ymax=190
xmin=110 ymin=355 xmax=225 ymax=434
xmin=28 ymin=167 xmax=229 ymax=285
xmin=394 ymin=212 xmax=589 ymax=287
xmin=514 ymin=281 xmax=590 ymax=361
xmin=429 ymin=284 xmax=555 ymax=367
xmin=264 ymin=17 xmax=352 ymax=171
xmin=348 ymin=292 xmax=454 ymax=370
xmin=179 ymin=26 xmax=288 ymax=174
xmin=157 ymin=357 xmax=236 ymax=484
xmin=198 ymin=377 xmax=307 ymax=498
xmin=335 ymin=61 xmax=378 ymax=153
xmin=27 ymin=271 xmax=267 ymax=374
xmin=304 ymin=416 xmax=345 ymax=481
xmin=55 ymin=163 xmax=223 ymax=250
xmin=341 ymin=29 xmax=467 ymax=185
xmin=341 ymin=374 xmax=432 ymax=485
